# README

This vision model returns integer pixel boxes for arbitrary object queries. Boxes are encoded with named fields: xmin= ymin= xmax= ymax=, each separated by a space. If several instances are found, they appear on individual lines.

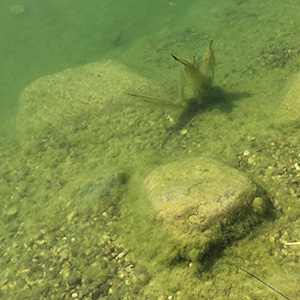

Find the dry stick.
xmin=283 ymin=241 xmax=300 ymax=246
xmin=126 ymin=93 xmax=181 ymax=106
xmin=225 ymin=260 xmax=291 ymax=300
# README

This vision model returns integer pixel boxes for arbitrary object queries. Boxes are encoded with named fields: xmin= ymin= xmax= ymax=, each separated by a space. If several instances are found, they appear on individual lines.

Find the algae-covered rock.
xmin=278 ymin=73 xmax=300 ymax=127
xmin=16 ymin=60 xmax=168 ymax=139
xmin=77 ymin=171 xmax=129 ymax=215
xmin=143 ymin=157 xmax=267 ymax=261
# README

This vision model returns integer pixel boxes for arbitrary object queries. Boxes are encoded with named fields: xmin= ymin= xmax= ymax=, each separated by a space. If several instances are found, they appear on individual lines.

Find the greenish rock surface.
xmin=278 ymin=73 xmax=300 ymax=126
xmin=143 ymin=157 xmax=267 ymax=261
xmin=76 ymin=171 xmax=129 ymax=216
xmin=16 ymin=60 xmax=169 ymax=139
xmin=15 ymin=60 xmax=172 ymax=169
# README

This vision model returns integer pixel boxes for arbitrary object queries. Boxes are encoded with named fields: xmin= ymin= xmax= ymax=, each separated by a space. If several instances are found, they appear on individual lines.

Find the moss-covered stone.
xmin=16 ymin=60 xmax=169 ymax=139
xmin=143 ymin=157 xmax=268 ymax=262
xmin=278 ymin=73 xmax=300 ymax=127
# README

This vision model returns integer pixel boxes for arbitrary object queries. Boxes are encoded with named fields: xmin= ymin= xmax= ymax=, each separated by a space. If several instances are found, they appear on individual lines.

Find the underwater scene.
xmin=1 ymin=0 xmax=300 ymax=299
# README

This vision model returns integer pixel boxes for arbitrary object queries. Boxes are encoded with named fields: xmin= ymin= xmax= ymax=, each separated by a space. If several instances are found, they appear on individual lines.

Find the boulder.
xmin=143 ymin=157 xmax=268 ymax=261
xmin=16 ymin=60 xmax=169 ymax=139
xmin=278 ymin=73 xmax=300 ymax=127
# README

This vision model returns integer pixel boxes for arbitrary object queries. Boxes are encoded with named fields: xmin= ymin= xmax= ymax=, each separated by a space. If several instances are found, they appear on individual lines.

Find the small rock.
xmin=125 ymin=279 xmax=131 ymax=286
xmin=67 ymin=211 xmax=78 ymax=223
xmin=59 ymin=249 xmax=69 ymax=260
xmin=252 ymin=197 xmax=267 ymax=215
xmin=278 ymin=73 xmax=300 ymax=126
xmin=5 ymin=206 xmax=19 ymax=217
xmin=125 ymin=265 xmax=132 ymax=273
xmin=248 ymin=157 xmax=255 ymax=165
xmin=243 ymin=150 xmax=250 ymax=157
xmin=180 ymin=129 xmax=188 ymax=135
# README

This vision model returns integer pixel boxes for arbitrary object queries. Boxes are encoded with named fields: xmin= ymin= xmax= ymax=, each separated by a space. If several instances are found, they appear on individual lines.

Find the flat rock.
xmin=16 ymin=60 xmax=169 ymax=138
xmin=78 ymin=171 xmax=129 ymax=211
xmin=143 ymin=157 xmax=267 ymax=261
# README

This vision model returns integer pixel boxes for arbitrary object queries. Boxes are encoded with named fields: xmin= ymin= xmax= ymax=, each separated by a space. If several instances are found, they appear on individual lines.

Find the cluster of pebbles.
xmin=236 ymin=136 xmax=300 ymax=262
xmin=236 ymin=137 xmax=300 ymax=202
xmin=1 ymin=209 xmax=150 ymax=299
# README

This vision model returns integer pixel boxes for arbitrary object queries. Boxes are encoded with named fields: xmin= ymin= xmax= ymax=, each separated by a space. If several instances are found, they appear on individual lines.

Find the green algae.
xmin=171 ymin=40 xmax=216 ymax=105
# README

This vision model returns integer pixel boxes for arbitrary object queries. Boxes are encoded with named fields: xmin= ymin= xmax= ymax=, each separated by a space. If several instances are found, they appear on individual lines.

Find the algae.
xmin=171 ymin=40 xmax=216 ymax=105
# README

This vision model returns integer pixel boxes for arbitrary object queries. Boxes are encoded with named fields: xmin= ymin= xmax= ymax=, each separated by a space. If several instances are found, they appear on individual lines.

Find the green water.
xmin=1 ymin=0 xmax=300 ymax=299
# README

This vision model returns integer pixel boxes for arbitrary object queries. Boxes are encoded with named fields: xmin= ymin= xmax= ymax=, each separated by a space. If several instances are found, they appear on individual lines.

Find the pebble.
xmin=125 ymin=279 xmax=131 ymax=286
xmin=59 ymin=249 xmax=69 ymax=260
xmin=67 ymin=211 xmax=77 ymax=223
xmin=125 ymin=265 xmax=132 ymax=273
xmin=269 ymin=236 xmax=276 ymax=249
xmin=36 ymin=239 xmax=45 ymax=246
xmin=180 ymin=129 xmax=188 ymax=135
xmin=5 ymin=206 xmax=19 ymax=217
xmin=117 ymin=251 xmax=126 ymax=259
xmin=248 ymin=157 xmax=255 ymax=165
xmin=243 ymin=150 xmax=250 ymax=156
xmin=289 ymin=188 xmax=295 ymax=196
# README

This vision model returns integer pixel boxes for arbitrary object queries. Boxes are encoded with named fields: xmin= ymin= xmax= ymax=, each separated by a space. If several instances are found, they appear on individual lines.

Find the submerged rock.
xmin=16 ymin=60 xmax=171 ymax=164
xmin=143 ymin=157 xmax=268 ymax=261
xmin=16 ymin=60 xmax=169 ymax=139
xmin=278 ymin=73 xmax=300 ymax=127
xmin=71 ymin=170 xmax=129 ymax=218
xmin=79 ymin=171 xmax=128 ymax=207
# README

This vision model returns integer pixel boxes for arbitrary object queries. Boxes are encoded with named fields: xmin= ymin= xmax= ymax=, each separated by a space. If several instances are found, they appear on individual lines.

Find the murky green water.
xmin=1 ymin=0 xmax=300 ymax=299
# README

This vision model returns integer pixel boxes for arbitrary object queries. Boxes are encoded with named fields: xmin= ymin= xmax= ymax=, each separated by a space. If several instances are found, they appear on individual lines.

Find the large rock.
xmin=278 ymin=73 xmax=300 ymax=127
xmin=16 ymin=61 xmax=172 ymax=163
xmin=143 ymin=157 xmax=268 ymax=261
xmin=16 ymin=60 xmax=169 ymax=139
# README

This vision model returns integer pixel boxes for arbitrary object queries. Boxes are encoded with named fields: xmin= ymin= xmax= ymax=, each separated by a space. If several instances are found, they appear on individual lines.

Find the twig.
xmin=283 ymin=241 xmax=300 ymax=246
